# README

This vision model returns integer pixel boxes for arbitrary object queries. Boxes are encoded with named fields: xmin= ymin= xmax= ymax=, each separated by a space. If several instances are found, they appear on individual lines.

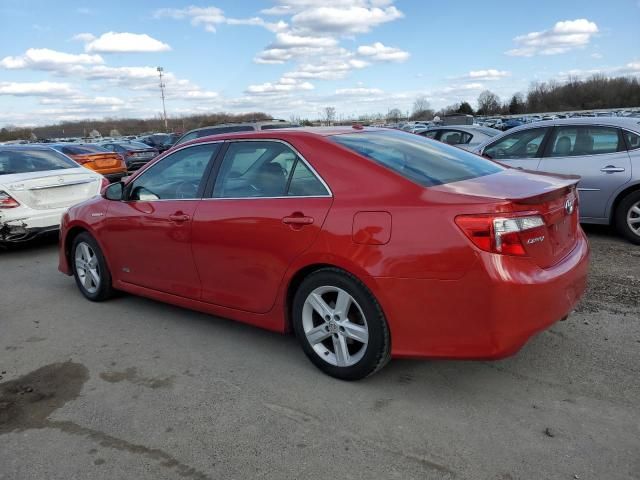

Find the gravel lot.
xmin=1 ymin=226 xmax=638 ymax=480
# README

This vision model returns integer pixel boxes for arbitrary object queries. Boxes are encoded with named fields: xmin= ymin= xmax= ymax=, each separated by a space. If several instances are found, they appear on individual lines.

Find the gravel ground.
xmin=0 ymin=226 xmax=638 ymax=480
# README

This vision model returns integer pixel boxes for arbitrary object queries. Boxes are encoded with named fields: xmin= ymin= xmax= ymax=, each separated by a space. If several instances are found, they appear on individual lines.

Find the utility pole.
xmin=157 ymin=66 xmax=168 ymax=132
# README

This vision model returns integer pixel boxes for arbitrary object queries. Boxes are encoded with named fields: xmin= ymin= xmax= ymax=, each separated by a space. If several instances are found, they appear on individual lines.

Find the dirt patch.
xmin=0 ymin=361 xmax=88 ymax=434
xmin=99 ymin=367 xmax=174 ymax=389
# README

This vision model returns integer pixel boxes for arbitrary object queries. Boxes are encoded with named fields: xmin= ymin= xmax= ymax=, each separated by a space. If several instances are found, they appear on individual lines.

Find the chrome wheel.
xmin=75 ymin=241 xmax=100 ymax=294
xmin=626 ymin=201 xmax=640 ymax=237
xmin=302 ymin=286 xmax=369 ymax=367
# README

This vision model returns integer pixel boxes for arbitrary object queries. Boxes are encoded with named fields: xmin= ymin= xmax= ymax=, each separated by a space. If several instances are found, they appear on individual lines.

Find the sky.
xmin=0 ymin=0 xmax=639 ymax=127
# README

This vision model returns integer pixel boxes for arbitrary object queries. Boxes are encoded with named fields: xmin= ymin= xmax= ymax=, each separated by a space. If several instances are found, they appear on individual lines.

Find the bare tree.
xmin=477 ymin=90 xmax=501 ymax=115
xmin=323 ymin=107 xmax=336 ymax=125
xmin=412 ymin=96 xmax=430 ymax=114
xmin=387 ymin=108 xmax=403 ymax=123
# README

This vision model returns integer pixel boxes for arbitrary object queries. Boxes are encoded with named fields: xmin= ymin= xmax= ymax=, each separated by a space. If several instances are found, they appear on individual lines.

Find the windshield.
xmin=0 ymin=148 xmax=78 ymax=175
xmin=331 ymin=129 xmax=503 ymax=187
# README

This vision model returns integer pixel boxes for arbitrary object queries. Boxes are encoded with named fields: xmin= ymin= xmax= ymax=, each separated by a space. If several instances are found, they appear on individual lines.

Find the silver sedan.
xmin=474 ymin=117 xmax=640 ymax=244
xmin=415 ymin=125 xmax=501 ymax=151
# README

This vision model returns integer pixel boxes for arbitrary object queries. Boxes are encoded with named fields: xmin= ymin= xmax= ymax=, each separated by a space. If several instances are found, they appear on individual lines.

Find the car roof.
xmin=178 ymin=126 xmax=392 ymax=146
xmin=507 ymin=116 xmax=640 ymax=132
xmin=0 ymin=144 xmax=58 ymax=151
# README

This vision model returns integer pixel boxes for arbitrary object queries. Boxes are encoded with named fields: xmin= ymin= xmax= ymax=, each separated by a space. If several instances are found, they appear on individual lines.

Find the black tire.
xmin=71 ymin=232 xmax=114 ymax=301
xmin=615 ymin=190 xmax=640 ymax=245
xmin=292 ymin=268 xmax=391 ymax=380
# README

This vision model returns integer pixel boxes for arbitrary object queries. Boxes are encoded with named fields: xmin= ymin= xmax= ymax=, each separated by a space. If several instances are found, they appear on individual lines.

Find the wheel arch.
xmin=609 ymin=181 xmax=640 ymax=224
xmin=283 ymin=261 xmax=384 ymax=334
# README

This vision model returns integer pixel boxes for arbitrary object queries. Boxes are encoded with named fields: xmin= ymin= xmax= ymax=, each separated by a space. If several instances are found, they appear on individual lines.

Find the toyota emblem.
xmin=565 ymin=198 xmax=574 ymax=215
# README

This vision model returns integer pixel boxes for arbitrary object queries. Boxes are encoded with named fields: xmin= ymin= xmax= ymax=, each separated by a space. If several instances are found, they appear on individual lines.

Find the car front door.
xmin=537 ymin=125 xmax=631 ymax=219
xmin=481 ymin=127 xmax=550 ymax=170
xmin=102 ymin=143 xmax=221 ymax=298
xmin=191 ymin=140 xmax=333 ymax=314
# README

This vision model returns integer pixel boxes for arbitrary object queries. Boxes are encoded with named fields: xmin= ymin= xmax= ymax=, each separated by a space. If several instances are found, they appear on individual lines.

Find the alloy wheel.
xmin=302 ymin=286 xmax=369 ymax=367
xmin=626 ymin=201 xmax=640 ymax=238
xmin=75 ymin=241 xmax=100 ymax=294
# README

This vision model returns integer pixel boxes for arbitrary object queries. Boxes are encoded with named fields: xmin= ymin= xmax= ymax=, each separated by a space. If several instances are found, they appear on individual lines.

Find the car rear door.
xmin=102 ymin=143 xmax=221 ymax=299
xmin=191 ymin=140 xmax=332 ymax=314
xmin=537 ymin=125 xmax=631 ymax=220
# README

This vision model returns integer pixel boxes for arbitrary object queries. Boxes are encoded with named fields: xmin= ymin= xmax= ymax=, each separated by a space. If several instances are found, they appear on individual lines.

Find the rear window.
xmin=118 ymin=142 xmax=151 ymax=150
xmin=60 ymin=145 xmax=108 ymax=155
xmin=0 ymin=148 xmax=78 ymax=175
xmin=331 ymin=130 xmax=503 ymax=187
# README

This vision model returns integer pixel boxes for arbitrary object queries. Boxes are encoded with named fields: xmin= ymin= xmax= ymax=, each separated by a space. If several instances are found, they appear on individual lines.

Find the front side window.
xmin=0 ymin=149 xmax=78 ymax=175
xmin=213 ymin=141 xmax=328 ymax=198
xmin=483 ymin=128 xmax=549 ymax=160
xmin=440 ymin=130 xmax=472 ymax=145
xmin=332 ymin=130 xmax=503 ymax=187
xmin=547 ymin=126 xmax=622 ymax=157
xmin=623 ymin=130 xmax=640 ymax=151
xmin=128 ymin=143 xmax=219 ymax=201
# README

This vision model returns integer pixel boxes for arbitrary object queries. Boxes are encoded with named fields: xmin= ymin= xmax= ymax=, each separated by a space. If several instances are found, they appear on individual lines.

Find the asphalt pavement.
xmin=0 ymin=226 xmax=638 ymax=479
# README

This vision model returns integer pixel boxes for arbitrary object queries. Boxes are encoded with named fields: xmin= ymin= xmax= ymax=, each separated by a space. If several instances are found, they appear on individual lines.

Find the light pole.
xmin=157 ymin=66 xmax=168 ymax=132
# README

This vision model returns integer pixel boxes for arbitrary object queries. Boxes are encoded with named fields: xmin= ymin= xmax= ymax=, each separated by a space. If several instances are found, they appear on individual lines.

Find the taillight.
xmin=455 ymin=214 xmax=544 ymax=256
xmin=0 ymin=190 xmax=20 ymax=208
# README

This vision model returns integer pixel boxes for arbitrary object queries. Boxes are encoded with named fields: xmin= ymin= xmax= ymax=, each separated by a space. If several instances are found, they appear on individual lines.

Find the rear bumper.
xmin=1 ymin=208 xmax=67 ymax=243
xmin=376 ymin=231 xmax=590 ymax=359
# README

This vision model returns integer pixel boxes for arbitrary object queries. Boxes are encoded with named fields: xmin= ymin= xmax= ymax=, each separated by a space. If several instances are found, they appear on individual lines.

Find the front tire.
xmin=292 ymin=268 xmax=390 ymax=380
xmin=71 ymin=232 xmax=114 ymax=301
xmin=615 ymin=190 xmax=640 ymax=245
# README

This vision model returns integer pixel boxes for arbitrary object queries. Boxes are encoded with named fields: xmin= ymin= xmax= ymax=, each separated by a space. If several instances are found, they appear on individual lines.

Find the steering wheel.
xmin=175 ymin=180 xmax=199 ymax=199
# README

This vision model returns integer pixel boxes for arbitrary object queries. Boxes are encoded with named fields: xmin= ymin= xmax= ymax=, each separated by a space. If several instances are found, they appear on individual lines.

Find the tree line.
xmin=1 ymin=111 xmax=272 ymax=142
xmin=411 ymin=74 xmax=640 ymax=119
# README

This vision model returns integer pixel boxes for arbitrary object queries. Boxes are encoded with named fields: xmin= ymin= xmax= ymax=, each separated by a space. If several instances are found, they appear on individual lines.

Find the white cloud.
xmin=154 ymin=6 xmax=287 ymax=33
xmin=465 ymin=69 xmax=510 ymax=80
xmin=271 ymin=32 xmax=337 ymax=48
xmin=0 ymin=48 xmax=104 ymax=70
xmin=335 ymin=87 xmax=384 ymax=96
xmin=357 ymin=42 xmax=409 ymax=62
xmin=246 ymin=78 xmax=314 ymax=94
xmin=0 ymin=81 xmax=75 ymax=97
xmin=84 ymin=32 xmax=171 ymax=53
xmin=506 ymin=19 xmax=599 ymax=57
xmin=72 ymin=32 xmax=96 ymax=42
xmin=291 ymin=4 xmax=403 ymax=35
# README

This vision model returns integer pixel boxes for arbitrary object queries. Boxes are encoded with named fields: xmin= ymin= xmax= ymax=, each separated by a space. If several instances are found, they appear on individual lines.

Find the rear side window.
xmin=440 ymin=130 xmax=472 ymax=145
xmin=212 ymin=141 xmax=328 ymax=198
xmin=623 ymin=130 xmax=640 ymax=150
xmin=484 ymin=128 xmax=548 ymax=160
xmin=331 ymin=130 xmax=503 ymax=188
xmin=547 ymin=126 xmax=623 ymax=157
xmin=0 ymin=149 xmax=78 ymax=175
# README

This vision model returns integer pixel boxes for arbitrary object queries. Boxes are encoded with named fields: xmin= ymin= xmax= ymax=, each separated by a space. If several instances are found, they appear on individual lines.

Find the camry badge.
xmin=565 ymin=198 xmax=574 ymax=215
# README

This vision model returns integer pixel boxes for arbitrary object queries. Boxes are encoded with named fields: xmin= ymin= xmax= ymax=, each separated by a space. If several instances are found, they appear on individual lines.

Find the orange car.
xmin=50 ymin=144 xmax=127 ymax=182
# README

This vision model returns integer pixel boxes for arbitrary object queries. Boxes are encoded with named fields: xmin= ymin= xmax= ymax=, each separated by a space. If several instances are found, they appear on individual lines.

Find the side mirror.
xmin=103 ymin=182 xmax=124 ymax=201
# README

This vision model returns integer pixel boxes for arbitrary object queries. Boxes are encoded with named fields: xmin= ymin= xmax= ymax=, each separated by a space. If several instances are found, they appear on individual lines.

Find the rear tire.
xmin=615 ymin=190 xmax=640 ymax=245
xmin=292 ymin=268 xmax=391 ymax=380
xmin=71 ymin=232 xmax=114 ymax=301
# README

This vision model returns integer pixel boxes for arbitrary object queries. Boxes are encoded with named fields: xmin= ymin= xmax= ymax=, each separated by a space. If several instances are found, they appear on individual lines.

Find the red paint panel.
xmin=352 ymin=211 xmax=392 ymax=245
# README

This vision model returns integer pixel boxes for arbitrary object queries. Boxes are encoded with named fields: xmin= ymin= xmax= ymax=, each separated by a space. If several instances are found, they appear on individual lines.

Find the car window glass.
xmin=129 ymin=143 xmax=218 ymax=201
xmin=420 ymin=130 xmax=438 ymax=139
xmin=332 ymin=130 xmax=503 ymax=187
xmin=440 ymin=130 xmax=472 ymax=145
xmin=548 ymin=126 xmax=621 ymax=157
xmin=176 ymin=132 xmax=199 ymax=145
xmin=0 ymin=149 xmax=78 ymax=175
xmin=484 ymin=128 xmax=548 ymax=160
xmin=623 ymin=130 xmax=640 ymax=150
xmin=213 ymin=141 xmax=297 ymax=198
xmin=287 ymin=160 xmax=328 ymax=196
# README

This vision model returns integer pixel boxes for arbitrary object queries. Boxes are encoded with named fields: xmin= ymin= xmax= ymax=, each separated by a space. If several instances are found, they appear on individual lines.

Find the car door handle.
xmin=168 ymin=213 xmax=191 ymax=222
xmin=282 ymin=215 xmax=314 ymax=225
xmin=600 ymin=165 xmax=625 ymax=173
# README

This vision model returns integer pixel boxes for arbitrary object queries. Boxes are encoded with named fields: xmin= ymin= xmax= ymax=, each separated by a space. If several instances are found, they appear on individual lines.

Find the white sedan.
xmin=0 ymin=145 xmax=106 ymax=244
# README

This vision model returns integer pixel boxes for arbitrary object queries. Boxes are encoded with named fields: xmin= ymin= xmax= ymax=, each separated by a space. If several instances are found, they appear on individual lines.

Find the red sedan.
xmin=58 ymin=127 xmax=589 ymax=380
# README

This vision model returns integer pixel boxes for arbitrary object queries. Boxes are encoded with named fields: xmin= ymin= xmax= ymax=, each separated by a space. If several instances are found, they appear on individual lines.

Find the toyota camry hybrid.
xmin=58 ymin=127 xmax=589 ymax=380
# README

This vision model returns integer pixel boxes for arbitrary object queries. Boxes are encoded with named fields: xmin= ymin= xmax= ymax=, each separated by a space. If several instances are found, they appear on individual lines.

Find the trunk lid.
xmin=72 ymin=153 xmax=124 ymax=170
xmin=434 ymin=169 xmax=581 ymax=268
xmin=1 ymin=169 xmax=101 ymax=210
